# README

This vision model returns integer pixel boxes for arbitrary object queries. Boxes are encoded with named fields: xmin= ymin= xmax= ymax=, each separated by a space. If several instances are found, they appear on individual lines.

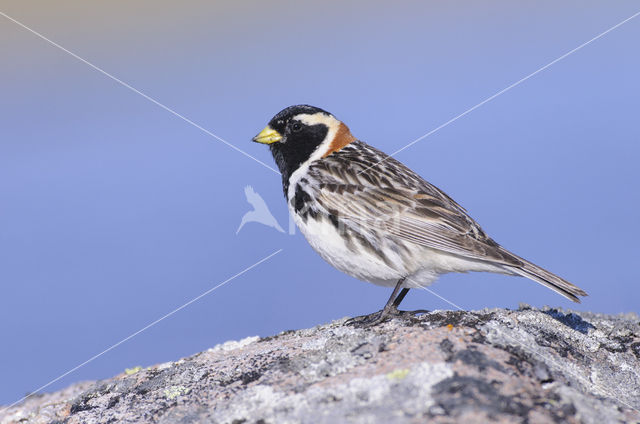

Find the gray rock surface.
xmin=2 ymin=306 xmax=639 ymax=424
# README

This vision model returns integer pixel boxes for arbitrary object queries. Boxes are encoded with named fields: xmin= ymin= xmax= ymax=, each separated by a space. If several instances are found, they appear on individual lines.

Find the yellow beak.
xmin=252 ymin=126 xmax=282 ymax=144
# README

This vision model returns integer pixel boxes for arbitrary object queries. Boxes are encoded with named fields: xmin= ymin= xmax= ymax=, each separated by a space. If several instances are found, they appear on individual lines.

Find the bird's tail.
xmin=501 ymin=250 xmax=588 ymax=303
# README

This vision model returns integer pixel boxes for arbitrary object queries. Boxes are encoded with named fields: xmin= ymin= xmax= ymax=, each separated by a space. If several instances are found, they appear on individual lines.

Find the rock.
xmin=1 ymin=306 xmax=639 ymax=424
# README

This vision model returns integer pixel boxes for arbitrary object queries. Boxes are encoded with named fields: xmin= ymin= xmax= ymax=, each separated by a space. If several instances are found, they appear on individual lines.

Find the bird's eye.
xmin=291 ymin=122 xmax=302 ymax=132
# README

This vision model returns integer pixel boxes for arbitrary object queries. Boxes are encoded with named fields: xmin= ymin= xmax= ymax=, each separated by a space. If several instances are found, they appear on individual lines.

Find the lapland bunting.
xmin=253 ymin=105 xmax=587 ymax=323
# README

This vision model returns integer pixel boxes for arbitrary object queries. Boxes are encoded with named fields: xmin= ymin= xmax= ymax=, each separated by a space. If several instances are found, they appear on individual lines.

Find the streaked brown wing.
xmin=305 ymin=141 xmax=522 ymax=266
xmin=315 ymin=183 xmax=522 ymax=267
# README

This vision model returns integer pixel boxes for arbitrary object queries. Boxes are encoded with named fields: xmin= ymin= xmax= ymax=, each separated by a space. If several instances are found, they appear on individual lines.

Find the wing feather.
xmin=315 ymin=183 xmax=522 ymax=267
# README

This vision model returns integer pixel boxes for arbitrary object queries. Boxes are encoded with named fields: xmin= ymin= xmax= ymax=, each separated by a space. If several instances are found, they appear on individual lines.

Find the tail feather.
xmin=501 ymin=251 xmax=588 ymax=303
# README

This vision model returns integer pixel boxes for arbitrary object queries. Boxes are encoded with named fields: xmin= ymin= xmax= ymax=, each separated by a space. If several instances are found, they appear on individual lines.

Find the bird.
xmin=236 ymin=185 xmax=285 ymax=234
xmin=252 ymin=105 xmax=587 ymax=324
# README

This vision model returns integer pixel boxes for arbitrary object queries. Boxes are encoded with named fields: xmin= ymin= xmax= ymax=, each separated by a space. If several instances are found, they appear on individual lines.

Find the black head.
xmin=267 ymin=105 xmax=330 ymax=135
xmin=253 ymin=105 xmax=337 ymax=192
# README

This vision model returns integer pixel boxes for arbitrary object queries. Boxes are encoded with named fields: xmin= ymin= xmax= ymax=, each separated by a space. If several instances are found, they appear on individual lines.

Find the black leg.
xmin=392 ymin=288 xmax=410 ymax=308
xmin=380 ymin=278 xmax=406 ymax=314
xmin=391 ymin=287 xmax=428 ymax=318
xmin=346 ymin=278 xmax=407 ymax=326
xmin=345 ymin=278 xmax=429 ymax=327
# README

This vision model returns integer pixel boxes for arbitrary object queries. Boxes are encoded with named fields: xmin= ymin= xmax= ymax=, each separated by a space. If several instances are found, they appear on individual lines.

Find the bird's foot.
xmin=345 ymin=307 xmax=429 ymax=327
xmin=345 ymin=310 xmax=388 ymax=327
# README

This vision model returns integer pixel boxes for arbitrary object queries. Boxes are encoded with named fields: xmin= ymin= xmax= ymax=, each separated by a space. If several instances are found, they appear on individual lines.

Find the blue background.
xmin=1 ymin=0 xmax=639 ymax=405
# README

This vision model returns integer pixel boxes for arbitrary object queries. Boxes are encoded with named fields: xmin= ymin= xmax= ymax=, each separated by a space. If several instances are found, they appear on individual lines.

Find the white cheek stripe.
xmin=287 ymin=113 xmax=341 ymax=199
xmin=294 ymin=113 xmax=341 ymax=159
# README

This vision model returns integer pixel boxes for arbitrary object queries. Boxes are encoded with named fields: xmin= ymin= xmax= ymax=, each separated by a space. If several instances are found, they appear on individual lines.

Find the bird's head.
xmin=253 ymin=105 xmax=356 ymax=184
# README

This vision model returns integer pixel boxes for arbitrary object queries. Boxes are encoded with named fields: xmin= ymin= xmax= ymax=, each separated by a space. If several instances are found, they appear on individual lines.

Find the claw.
xmin=345 ymin=307 xmax=428 ymax=327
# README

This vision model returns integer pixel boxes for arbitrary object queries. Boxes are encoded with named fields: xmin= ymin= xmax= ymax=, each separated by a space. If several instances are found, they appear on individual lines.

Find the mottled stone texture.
xmin=2 ymin=306 xmax=639 ymax=424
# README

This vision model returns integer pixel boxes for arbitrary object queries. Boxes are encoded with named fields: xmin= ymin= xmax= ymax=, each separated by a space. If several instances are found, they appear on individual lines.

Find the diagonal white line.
xmin=0 ymin=248 xmax=283 ymax=412
xmin=411 ymin=279 xmax=640 ymax=413
xmin=0 ymin=11 xmax=280 ymax=175
xmin=358 ymin=10 xmax=640 ymax=175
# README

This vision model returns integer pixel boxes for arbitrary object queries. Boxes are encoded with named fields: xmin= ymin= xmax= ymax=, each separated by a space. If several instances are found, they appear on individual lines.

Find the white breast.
xmin=289 ymin=201 xmax=406 ymax=287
